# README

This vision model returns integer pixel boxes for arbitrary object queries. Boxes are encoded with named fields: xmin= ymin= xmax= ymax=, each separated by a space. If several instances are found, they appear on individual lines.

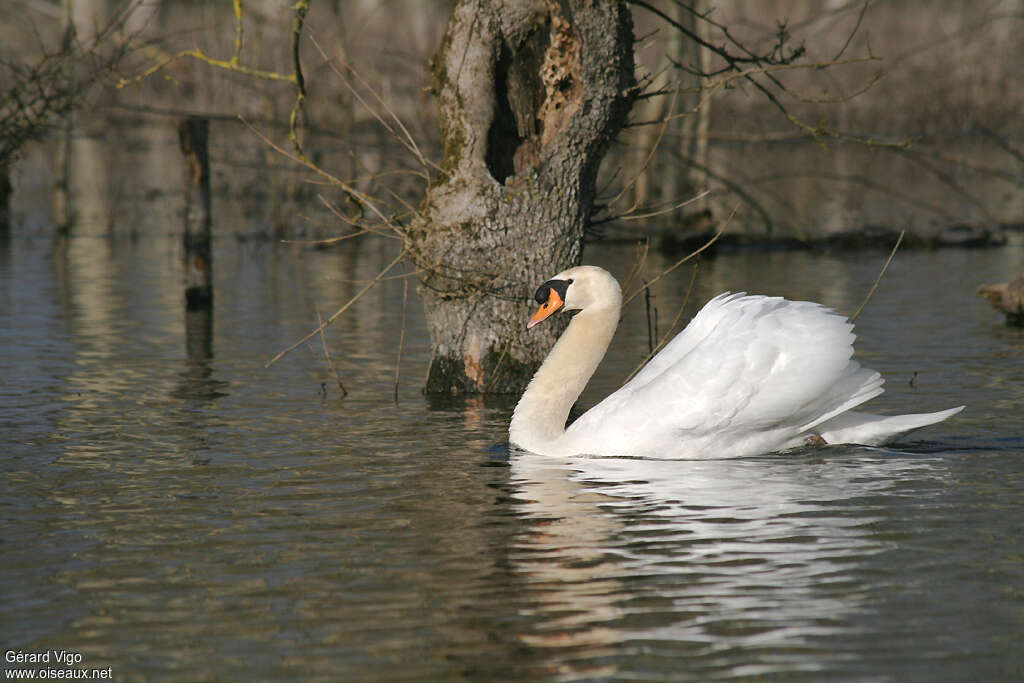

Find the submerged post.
xmin=178 ymin=117 xmax=213 ymax=309
xmin=0 ymin=163 xmax=11 ymax=236
xmin=53 ymin=0 xmax=75 ymax=236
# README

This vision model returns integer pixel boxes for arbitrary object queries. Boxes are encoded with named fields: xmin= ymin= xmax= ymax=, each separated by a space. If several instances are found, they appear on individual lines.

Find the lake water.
xmin=2 ymin=231 xmax=1023 ymax=681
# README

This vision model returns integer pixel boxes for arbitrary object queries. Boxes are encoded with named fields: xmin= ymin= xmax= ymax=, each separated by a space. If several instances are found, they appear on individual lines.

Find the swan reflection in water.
xmin=506 ymin=447 xmax=948 ymax=676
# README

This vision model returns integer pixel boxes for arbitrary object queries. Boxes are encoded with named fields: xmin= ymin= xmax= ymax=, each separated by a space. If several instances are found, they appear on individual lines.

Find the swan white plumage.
xmin=509 ymin=265 xmax=963 ymax=459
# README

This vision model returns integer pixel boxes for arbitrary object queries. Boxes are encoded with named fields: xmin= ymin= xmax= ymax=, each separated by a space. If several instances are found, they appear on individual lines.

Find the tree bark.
xmin=410 ymin=0 xmax=634 ymax=394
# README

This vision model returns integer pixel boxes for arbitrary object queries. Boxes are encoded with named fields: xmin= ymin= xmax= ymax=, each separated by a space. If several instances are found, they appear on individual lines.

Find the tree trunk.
xmin=410 ymin=0 xmax=635 ymax=394
xmin=659 ymin=0 xmax=693 ymax=208
xmin=689 ymin=0 xmax=712 ymax=213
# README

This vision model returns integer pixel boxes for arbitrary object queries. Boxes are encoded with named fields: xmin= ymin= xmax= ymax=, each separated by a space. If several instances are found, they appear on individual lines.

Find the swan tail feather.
xmin=816 ymin=406 xmax=964 ymax=446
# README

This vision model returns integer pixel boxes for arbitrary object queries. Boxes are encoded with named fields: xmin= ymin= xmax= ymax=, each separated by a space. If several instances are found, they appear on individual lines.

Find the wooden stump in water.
xmin=0 ymin=163 xmax=11 ymax=236
xmin=979 ymin=274 xmax=1024 ymax=326
xmin=178 ymin=117 xmax=213 ymax=310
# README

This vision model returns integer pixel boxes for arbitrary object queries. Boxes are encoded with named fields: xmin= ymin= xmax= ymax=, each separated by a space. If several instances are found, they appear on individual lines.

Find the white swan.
xmin=509 ymin=265 xmax=963 ymax=459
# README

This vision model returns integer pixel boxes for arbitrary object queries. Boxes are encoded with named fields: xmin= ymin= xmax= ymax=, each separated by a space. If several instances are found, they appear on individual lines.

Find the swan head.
xmin=527 ymin=265 xmax=622 ymax=329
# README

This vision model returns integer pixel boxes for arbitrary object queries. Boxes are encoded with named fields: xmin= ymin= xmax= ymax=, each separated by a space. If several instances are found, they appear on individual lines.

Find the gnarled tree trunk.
xmin=409 ymin=0 xmax=634 ymax=394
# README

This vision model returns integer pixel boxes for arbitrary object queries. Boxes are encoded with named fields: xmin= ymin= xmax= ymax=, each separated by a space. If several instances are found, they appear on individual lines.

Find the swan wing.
xmin=565 ymin=294 xmax=884 ymax=457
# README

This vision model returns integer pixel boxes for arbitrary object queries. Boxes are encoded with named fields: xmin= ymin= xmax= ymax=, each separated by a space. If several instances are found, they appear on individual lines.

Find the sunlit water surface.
xmin=2 ymin=233 xmax=1023 ymax=681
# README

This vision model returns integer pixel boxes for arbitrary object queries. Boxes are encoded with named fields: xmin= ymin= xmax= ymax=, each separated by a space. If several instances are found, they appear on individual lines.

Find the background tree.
xmin=0 ymin=2 xmax=135 ymax=167
xmin=1 ymin=0 xmax=140 ymax=233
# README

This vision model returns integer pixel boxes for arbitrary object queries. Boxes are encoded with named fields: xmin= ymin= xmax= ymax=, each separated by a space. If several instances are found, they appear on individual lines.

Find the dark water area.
xmin=2 ymin=227 xmax=1023 ymax=680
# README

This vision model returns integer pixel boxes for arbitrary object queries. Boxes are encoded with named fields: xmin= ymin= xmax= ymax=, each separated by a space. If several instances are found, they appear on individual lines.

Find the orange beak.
xmin=527 ymin=289 xmax=564 ymax=329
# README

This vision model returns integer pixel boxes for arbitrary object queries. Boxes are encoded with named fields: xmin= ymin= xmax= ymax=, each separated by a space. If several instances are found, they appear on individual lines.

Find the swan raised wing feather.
xmin=565 ymin=293 xmax=884 ymax=457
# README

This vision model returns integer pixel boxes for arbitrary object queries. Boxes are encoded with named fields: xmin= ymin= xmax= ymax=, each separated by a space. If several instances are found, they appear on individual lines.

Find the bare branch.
xmin=623 ymin=260 xmax=700 ymax=385
xmin=622 ymin=204 xmax=737 ymax=306
xmin=306 ymin=32 xmax=436 ymax=178
xmin=393 ymin=278 xmax=409 ymax=403
xmin=117 ymin=47 xmax=296 ymax=88
xmin=832 ymin=0 xmax=871 ymax=61
xmin=0 ymin=5 xmax=136 ymax=164
xmin=606 ymin=85 xmax=680 ymax=213
xmin=239 ymin=116 xmax=397 ymax=230
xmin=850 ymin=230 xmax=904 ymax=322
xmin=621 ymin=239 xmax=651 ymax=295
xmin=316 ymin=306 xmax=347 ymax=397
xmin=265 ymin=249 xmax=407 ymax=368
xmin=287 ymin=0 xmax=310 ymax=163
xmin=613 ymin=189 xmax=711 ymax=222
xmin=632 ymin=1 xmax=909 ymax=149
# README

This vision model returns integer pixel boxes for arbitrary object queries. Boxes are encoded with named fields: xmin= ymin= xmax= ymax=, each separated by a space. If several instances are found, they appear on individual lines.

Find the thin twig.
xmin=484 ymin=343 xmax=511 ymax=393
xmin=484 ymin=319 xmax=526 ymax=393
xmin=623 ymin=261 xmax=700 ymax=385
xmin=621 ymin=239 xmax=650 ymax=294
xmin=612 ymin=189 xmax=711 ymax=222
xmin=317 ymin=306 xmax=347 ymax=397
xmin=393 ymin=277 xmax=408 ymax=404
xmin=622 ymin=203 xmax=737 ymax=306
xmin=314 ymin=194 xmax=379 ymax=233
xmin=607 ymin=84 xmax=679 ymax=211
xmin=287 ymin=0 xmax=310 ymax=162
xmin=644 ymin=280 xmax=654 ymax=354
xmin=230 ymin=0 xmax=244 ymax=65
xmin=972 ymin=123 xmax=1024 ymax=165
xmin=306 ymin=32 xmax=435 ymax=177
xmin=329 ymin=270 xmax=424 ymax=284
xmin=850 ymin=229 xmax=904 ymax=322
xmin=631 ymin=0 xmax=903 ymax=148
xmin=266 ymin=249 xmax=406 ymax=368
xmin=238 ymin=116 xmax=394 ymax=227
xmin=117 ymin=46 xmax=296 ymax=87
xmin=275 ymin=195 xmax=400 ymax=245
xmin=832 ymin=0 xmax=871 ymax=62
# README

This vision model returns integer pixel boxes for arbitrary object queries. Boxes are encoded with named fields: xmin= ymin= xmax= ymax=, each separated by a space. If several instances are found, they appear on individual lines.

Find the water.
xmin=2 ymin=232 xmax=1023 ymax=681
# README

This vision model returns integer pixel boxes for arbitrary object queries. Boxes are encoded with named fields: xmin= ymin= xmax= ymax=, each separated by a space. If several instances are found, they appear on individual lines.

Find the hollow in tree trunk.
xmin=409 ymin=0 xmax=635 ymax=395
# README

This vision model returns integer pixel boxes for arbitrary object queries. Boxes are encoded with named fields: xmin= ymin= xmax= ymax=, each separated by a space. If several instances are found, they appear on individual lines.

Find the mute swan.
xmin=509 ymin=265 xmax=963 ymax=459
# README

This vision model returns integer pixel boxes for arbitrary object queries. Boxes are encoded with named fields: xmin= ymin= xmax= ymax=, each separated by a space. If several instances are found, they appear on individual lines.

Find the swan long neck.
xmin=509 ymin=304 xmax=620 ymax=451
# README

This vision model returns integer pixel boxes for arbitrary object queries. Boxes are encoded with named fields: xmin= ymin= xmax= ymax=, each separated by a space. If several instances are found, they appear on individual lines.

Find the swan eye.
xmin=566 ymin=279 xmax=574 ymax=285
xmin=534 ymin=278 xmax=570 ymax=305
